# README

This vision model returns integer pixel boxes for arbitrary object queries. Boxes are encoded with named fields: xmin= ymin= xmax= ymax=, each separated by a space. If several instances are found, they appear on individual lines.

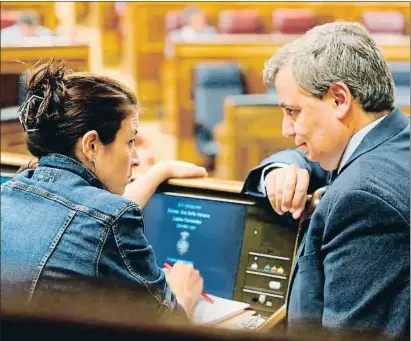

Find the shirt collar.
xmin=337 ymin=114 xmax=388 ymax=174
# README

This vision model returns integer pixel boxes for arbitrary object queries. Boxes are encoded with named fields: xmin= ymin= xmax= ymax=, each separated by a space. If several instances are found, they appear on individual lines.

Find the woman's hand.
xmin=163 ymin=261 xmax=204 ymax=317
xmin=123 ymin=161 xmax=207 ymax=208
xmin=156 ymin=160 xmax=208 ymax=180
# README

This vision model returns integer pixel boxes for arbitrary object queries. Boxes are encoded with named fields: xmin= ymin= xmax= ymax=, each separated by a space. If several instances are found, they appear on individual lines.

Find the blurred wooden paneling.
xmin=1 ymin=120 xmax=29 ymax=155
xmin=1 ymin=44 xmax=90 ymax=156
xmin=122 ymin=2 xmax=409 ymax=122
xmin=215 ymin=100 xmax=295 ymax=181
xmin=88 ymin=2 xmax=123 ymax=67
xmin=0 ymin=75 xmax=19 ymax=108
xmin=1 ymin=44 xmax=90 ymax=74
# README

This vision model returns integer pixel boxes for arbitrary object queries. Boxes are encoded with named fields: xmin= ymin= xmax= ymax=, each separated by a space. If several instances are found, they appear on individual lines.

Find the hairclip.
xmin=18 ymin=94 xmax=44 ymax=133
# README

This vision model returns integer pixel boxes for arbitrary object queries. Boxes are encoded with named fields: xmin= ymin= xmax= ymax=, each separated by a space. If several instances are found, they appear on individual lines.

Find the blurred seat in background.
xmin=390 ymin=62 xmax=410 ymax=87
xmin=361 ymin=11 xmax=405 ymax=35
xmin=194 ymin=63 xmax=243 ymax=169
xmin=389 ymin=62 xmax=410 ymax=114
xmin=272 ymin=9 xmax=319 ymax=34
xmin=218 ymin=10 xmax=262 ymax=34
xmin=1 ymin=10 xmax=19 ymax=29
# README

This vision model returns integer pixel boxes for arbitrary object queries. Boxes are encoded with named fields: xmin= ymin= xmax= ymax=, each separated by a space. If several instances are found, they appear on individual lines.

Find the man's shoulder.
xmin=322 ymin=156 xmax=409 ymax=223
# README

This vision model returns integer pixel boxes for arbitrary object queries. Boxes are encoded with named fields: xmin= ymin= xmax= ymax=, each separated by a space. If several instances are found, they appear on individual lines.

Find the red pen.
xmin=163 ymin=262 xmax=214 ymax=304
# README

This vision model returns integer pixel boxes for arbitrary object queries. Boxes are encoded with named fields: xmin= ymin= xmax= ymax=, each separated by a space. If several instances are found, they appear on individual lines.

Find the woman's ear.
xmin=328 ymin=82 xmax=352 ymax=120
xmin=81 ymin=130 xmax=99 ymax=161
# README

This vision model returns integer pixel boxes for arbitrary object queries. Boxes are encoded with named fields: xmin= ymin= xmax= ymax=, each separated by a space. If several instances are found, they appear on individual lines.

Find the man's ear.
xmin=81 ymin=130 xmax=100 ymax=161
xmin=328 ymin=82 xmax=352 ymax=120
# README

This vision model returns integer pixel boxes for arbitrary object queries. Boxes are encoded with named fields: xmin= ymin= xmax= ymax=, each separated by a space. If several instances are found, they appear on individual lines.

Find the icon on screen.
xmin=177 ymin=231 xmax=190 ymax=255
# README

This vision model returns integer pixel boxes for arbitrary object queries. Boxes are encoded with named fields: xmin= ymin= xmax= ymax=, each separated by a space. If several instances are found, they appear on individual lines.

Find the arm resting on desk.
xmin=123 ymin=161 xmax=207 ymax=208
xmin=242 ymin=149 xmax=329 ymax=197
xmin=123 ymin=163 xmax=171 ymax=208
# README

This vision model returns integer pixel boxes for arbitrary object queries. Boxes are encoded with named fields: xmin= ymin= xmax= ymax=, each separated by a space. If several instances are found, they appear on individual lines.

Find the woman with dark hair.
xmin=1 ymin=59 xmax=206 ymax=320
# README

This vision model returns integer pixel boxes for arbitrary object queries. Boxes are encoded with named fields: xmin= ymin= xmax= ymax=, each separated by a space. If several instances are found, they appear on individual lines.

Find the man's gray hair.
xmin=263 ymin=21 xmax=395 ymax=113
xmin=18 ymin=11 xmax=39 ymax=26
xmin=182 ymin=6 xmax=202 ymax=26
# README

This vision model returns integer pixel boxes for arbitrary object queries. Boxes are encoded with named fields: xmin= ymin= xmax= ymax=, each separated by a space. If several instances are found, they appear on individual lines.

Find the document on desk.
xmin=191 ymin=295 xmax=250 ymax=325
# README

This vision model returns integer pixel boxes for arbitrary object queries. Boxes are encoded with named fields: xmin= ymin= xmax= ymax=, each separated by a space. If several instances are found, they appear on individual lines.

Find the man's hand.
xmin=264 ymin=165 xmax=310 ymax=219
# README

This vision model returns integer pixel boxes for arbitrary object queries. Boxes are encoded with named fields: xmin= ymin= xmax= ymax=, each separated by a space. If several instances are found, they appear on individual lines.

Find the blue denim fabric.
xmin=1 ymin=153 xmax=182 ymax=315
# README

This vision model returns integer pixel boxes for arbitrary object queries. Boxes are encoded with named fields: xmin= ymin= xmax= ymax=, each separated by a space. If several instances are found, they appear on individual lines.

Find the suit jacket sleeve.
xmin=242 ymin=149 xmax=329 ymax=197
xmin=321 ymin=189 xmax=409 ymax=337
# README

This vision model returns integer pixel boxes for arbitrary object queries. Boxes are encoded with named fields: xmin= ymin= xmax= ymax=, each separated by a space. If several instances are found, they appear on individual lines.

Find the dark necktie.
xmin=328 ymin=169 xmax=339 ymax=185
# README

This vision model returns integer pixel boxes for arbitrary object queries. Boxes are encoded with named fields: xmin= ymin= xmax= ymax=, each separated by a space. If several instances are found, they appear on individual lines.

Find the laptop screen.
xmin=143 ymin=192 xmax=250 ymax=299
xmin=1 ymin=173 xmax=14 ymax=184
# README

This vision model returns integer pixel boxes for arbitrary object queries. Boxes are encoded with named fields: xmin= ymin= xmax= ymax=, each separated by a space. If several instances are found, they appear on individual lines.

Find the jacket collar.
xmin=339 ymin=107 xmax=409 ymax=175
xmin=38 ymin=153 xmax=106 ymax=190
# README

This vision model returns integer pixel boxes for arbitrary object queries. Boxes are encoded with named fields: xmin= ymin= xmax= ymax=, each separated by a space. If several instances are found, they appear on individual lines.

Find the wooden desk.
xmin=88 ymin=2 xmax=124 ymax=67
xmin=163 ymin=34 xmax=410 ymax=164
xmin=123 ymin=2 xmax=409 ymax=120
xmin=1 ymin=43 xmax=90 ymax=74
xmin=0 ymin=151 xmax=244 ymax=193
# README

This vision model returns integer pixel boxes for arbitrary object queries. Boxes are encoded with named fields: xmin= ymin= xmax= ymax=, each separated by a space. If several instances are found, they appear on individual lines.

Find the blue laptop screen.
xmin=1 ymin=174 xmax=14 ymax=184
xmin=143 ymin=193 xmax=248 ymax=299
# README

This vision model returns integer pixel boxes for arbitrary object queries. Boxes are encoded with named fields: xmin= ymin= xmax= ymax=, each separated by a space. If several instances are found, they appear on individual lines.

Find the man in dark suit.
xmin=242 ymin=22 xmax=410 ymax=339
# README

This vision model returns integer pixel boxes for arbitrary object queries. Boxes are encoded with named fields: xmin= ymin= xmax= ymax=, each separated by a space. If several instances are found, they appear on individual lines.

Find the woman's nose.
xmin=131 ymin=148 xmax=140 ymax=167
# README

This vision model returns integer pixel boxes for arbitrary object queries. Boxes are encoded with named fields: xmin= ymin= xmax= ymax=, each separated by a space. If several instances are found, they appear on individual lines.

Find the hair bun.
xmin=21 ymin=59 xmax=68 ymax=132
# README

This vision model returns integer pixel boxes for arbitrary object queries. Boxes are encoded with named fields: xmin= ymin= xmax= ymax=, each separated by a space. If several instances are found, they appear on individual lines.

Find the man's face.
xmin=190 ymin=12 xmax=206 ymax=31
xmin=20 ymin=24 xmax=36 ymax=37
xmin=274 ymin=64 xmax=348 ymax=171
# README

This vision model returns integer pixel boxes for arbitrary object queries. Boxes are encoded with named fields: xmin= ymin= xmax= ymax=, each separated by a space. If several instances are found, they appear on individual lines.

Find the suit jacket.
xmin=242 ymin=108 xmax=410 ymax=338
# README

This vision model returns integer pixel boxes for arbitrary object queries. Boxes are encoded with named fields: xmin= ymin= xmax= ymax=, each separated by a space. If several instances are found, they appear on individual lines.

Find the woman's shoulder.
xmin=71 ymin=184 xmax=142 ymax=222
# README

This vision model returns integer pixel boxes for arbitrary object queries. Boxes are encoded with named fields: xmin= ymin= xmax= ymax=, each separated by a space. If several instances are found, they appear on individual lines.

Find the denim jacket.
xmin=1 ymin=153 xmax=183 ymax=316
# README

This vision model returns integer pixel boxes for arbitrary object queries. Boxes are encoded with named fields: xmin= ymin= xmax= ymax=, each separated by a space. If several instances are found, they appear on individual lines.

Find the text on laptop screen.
xmin=143 ymin=193 xmax=248 ymax=299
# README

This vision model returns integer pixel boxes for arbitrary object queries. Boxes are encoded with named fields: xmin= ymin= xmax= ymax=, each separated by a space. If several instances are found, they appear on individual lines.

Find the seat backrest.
xmin=194 ymin=63 xmax=243 ymax=129
xmin=194 ymin=63 xmax=243 ymax=157
xmin=218 ymin=10 xmax=262 ymax=34
xmin=389 ymin=62 xmax=410 ymax=87
xmin=361 ymin=11 xmax=405 ymax=35
xmin=0 ymin=10 xmax=19 ymax=29
xmin=272 ymin=9 xmax=319 ymax=34
xmin=165 ymin=11 xmax=183 ymax=33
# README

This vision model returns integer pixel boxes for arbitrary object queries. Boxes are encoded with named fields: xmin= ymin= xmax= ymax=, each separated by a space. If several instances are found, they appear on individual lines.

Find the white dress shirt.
xmin=258 ymin=114 xmax=388 ymax=195
xmin=1 ymin=25 xmax=53 ymax=46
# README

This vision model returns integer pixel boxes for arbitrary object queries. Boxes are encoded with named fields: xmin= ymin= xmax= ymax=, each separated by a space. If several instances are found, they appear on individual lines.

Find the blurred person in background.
xmin=176 ymin=6 xmax=216 ymax=41
xmin=1 ymin=11 xmax=53 ymax=45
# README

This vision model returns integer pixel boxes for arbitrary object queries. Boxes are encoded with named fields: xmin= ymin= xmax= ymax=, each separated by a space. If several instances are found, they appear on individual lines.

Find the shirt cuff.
xmin=257 ymin=163 xmax=290 ymax=196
